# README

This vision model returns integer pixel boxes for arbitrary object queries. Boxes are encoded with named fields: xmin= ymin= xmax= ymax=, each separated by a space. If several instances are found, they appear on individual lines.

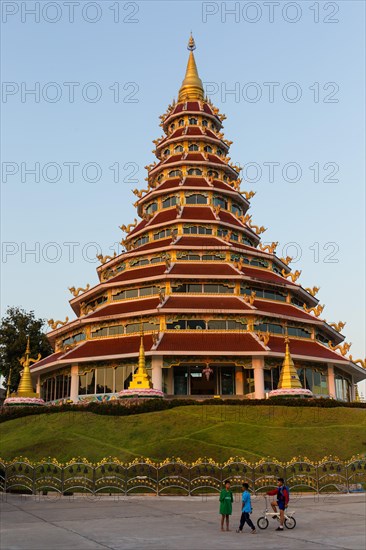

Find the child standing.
xmin=219 ymin=480 xmax=233 ymax=531
xmin=236 ymin=482 xmax=256 ymax=534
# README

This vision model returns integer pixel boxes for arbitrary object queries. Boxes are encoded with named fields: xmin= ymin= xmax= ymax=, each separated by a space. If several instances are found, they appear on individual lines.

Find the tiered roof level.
xmin=31 ymin=36 xmax=365 ymax=402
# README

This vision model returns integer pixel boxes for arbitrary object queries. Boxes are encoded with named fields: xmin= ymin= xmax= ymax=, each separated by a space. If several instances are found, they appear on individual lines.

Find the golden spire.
xmin=178 ymin=34 xmax=204 ymax=102
xmin=14 ymin=337 xmax=41 ymax=397
xmin=128 ymin=326 xmax=153 ymax=389
xmin=277 ymin=336 xmax=303 ymax=390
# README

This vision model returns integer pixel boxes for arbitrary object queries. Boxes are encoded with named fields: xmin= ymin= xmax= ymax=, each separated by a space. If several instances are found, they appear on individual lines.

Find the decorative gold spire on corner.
xmin=128 ymin=327 xmax=153 ymax=390
xmin=277 ymin=337 xmax=303 ymax=390
xmin=178 ymin=34 xmax=204 ymax=102
xmin=13 ymin=337 xmax=41 ymax=397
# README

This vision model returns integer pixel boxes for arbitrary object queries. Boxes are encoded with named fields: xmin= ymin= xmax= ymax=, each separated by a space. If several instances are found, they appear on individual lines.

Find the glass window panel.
xmin=114 ymin=366 xmax=125 ymax=392
xmin=208 ymin=320 xmax=226 ymax=330
xmin=104 ymin=368 xmax=113 ymax=393
xmin=187 ymin=284 xmax=202 ymax=292
xmin=126 ymin=289 xmax=138 ymax=298
xmin=79 ymin=373 xmax=87 ymax=395
xmin=174 ymin=367 xmax=188 ymax=395
xmin=221 ymin=367 xmax=235 ymax=395
xmin=187 ymin=320 xmax=205 ymax=329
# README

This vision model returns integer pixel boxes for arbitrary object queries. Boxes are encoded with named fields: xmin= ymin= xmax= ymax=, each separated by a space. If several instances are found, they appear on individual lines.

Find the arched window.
xmin=163 ymin=148 xmax=170 ymax=156
xmin=210 ymin=122 xmax=217 ymax=131
xmin=178 ymin=119 xmax=185 ymax=126
xmin=186 ymin=194 xmax=208 ymax=205
xmin=189 ymin=143 xmax=199 ymax=151
xmin=231 ymin=203 xmax=242 ymax=217
xmin=189 ymin=117 xmax=198 ymax=125
xmin=204 ymin=145 xmax=212 ymax=153
xmin=216 ymin=148 xmax=223 ymax=156
xmin=208 ymin=170 xmax=219 ymax=178
xmin=223 ymin=175 xmax=228 ymax=181
xmin=145 ymin=202 xmax=157 ymax=215
xmin=168 ymin=169 xmax=182 ymax=177
xmin=174 ymin=145 xmax=183 ymax=153
xmin=202 ymin=119 xmax=208 ymax=127
xmin=187 ymin=168 xmax=202 ymax=176
xmin=170 ymin=123 xmax=175 ymax=131
xmin=213 ymin=196 xmax=228 ymax=209
xmin=157 ymin=174 xmax=163 ymax=182
xmin=162 ymin=196 xmax=177 ymax=208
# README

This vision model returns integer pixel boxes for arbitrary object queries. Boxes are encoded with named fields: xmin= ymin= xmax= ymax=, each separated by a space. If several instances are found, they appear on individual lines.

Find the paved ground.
xmin=1 ymin=493 xmax=365 ymax=549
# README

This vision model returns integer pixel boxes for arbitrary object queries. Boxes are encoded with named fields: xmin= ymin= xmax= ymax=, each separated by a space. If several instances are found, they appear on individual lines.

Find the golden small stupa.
xmin=4 ymin=338 xmax=45 ymax=406
xmin=119 ymin=329 xmax=164 ymax=399
xmin=269 ymin=337 xmax=313 ymax=398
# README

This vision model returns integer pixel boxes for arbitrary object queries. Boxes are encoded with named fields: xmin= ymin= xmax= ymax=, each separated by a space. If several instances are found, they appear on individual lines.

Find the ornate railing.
xmin=0 ymin=457 xmax=364 ymax=495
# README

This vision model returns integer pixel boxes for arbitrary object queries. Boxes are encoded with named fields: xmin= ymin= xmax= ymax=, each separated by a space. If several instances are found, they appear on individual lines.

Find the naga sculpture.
xmin=242 ymin=190 xmax=256 ymax=200
xmin=69 ymin=284 xmax=90 ymax=297
xmin=329 ymin=321 xmax=346 ymax=332
xmin=96 ymin=252 xmax=117 ymax=265
xmin=119 ymin=219 xmax=138 ymax=233
xmin=282 ymin=269 xmax=301 ymax=282
xmin=259 ymin=242 xmax=278 ymax=254
xmin=132 ymin=189 xmax=148 ymax=199
xmin=305 ymin=286 xmax=320 ymax=296
xmin=243 ymin=291 xmax=256 ymax=305
xmin=280 ymin=256 xmax=293 ymax=266
xmin=303 ymin=304 xmax=324 ymax=317
xmin=328 ymin=341 xmax=352 ymax=356
xmin=348 ymin=356 xmax=366 ymax=369
xmin=48 ymin=317 xmax=69 ymax=330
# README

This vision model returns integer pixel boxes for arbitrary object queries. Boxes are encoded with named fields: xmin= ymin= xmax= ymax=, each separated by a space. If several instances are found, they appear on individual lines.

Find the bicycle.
xmin=256 ymin=496 xmax=296 ymax=530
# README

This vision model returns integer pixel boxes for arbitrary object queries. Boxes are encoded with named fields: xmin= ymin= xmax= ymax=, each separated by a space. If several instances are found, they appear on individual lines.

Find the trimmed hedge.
xmin=1 ymin=397 xmax=365 ymax=423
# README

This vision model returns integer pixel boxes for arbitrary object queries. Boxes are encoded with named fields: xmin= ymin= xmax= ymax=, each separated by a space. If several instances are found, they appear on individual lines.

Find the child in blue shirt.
xmin=236 ymin=483 xmax=256 ymax=534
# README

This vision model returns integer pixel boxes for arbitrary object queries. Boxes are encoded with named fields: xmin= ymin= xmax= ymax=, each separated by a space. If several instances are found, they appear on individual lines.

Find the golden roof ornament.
xmin=178 ymin=34 xmax=204 ymax=102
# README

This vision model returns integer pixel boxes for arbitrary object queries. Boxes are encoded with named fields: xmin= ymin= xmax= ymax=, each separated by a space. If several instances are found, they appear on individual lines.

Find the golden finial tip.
xmin=188 ymin=34 xmax=196 ymax=51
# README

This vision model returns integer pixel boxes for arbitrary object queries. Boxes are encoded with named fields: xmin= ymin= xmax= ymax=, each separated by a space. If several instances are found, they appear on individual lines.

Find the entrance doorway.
xmin=190 ymin=365 xmax=216 ymax=395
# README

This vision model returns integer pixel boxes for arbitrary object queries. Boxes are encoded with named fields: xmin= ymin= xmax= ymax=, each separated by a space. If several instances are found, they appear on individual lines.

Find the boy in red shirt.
xmin=267 ymin=478 xmax=289 ymax=531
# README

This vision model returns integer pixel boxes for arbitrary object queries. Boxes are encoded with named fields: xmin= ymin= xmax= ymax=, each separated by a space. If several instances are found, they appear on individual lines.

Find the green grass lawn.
xmin=1 ymin=405 xmax=365 ymax=462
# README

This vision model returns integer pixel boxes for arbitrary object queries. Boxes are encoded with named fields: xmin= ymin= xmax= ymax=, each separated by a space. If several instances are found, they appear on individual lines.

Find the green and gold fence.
xmin=0 ymin=457 xmax=365 ymax=495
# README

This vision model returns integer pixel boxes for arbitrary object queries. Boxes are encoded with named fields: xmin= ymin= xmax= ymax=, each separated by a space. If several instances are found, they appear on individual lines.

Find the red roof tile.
xmin=156 ymin=179 xmax=181 ymax=191
xmin=182 ymin=177 xmax=211 ymax=188
xmin=131 ymin=238 xmax=172 ymax=252
xmin=157 ymin=332 xmax=264 ymax=352
xmin=162 ymin=154 xmax=183 ymax=165
xmin=169 ymin=263 xmax=237 ymax=276
xmin=252 ymin=300 xmax=316 ymax=321
xmin=242 ymin=267 xmax=295 ymax=287
xmin=186 ymin=153 xmax=205 ymax=162
xmin=30 ymin=351 xmax=65 ymax=370
xmin=181 ymin=206 xmax=216 ymax=221
xmin=128 ymin=219 xmax=148 ymax=237
xmin=149 ymin=209 xmax=177 ymax=225
xmin=163 ymin=296 xmax=249 ymax=311
xmin=268 ymin=336 xmax=348 ymax=362
xmin=87 ymin=297 xmax=160 ymax=319
xmin=111 ymin=264 xmax=166 ymax=283
xmin=208 ymin=153 xmax=225 ymax=165
xmin=218 ymin=210 xmax=243 ymax=227
xmin=64 ymin=335 xmax=153 ymax=360
xmin=176 ymin=236 xmax=228 ymax=247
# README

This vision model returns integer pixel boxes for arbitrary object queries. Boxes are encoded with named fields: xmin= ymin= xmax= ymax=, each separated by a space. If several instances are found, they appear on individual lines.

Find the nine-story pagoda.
xmin=30 ymin=36 xmax=366 ymax=403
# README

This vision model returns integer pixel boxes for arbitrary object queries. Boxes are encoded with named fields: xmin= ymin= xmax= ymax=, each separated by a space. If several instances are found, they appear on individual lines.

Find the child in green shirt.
xmin=219 ymin=480 xmax=234 ymax=531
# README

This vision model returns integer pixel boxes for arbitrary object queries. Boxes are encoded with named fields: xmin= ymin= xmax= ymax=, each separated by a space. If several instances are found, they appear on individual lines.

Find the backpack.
xmin=278 ymin=485 xmax=290 ymax=502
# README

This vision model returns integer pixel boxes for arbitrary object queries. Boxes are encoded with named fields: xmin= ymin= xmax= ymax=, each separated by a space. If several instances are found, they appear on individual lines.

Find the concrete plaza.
xmin=1 ymin=493 xmax=365 ymax=549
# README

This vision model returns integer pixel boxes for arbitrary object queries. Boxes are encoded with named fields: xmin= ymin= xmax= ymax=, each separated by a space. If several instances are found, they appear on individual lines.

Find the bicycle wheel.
xmin=285 ymin=516 xmax=296 ymax=529
xmin=257 ymin=516 xmax=269 ymax=529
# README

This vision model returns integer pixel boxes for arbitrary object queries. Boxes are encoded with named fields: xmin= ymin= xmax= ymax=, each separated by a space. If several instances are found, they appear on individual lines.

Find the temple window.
xmin=210 ymin=122 xmax=217 ymax=130
xmin=203 ymin=283 xmax=234 ymax=294
xmin=231 ymin=203 xmax=242 ymax=216
xmin=254 ymin=322 xmax=284 ymax=335
xmin=113 ymin=285 xmax=159 ymax=301
xmin=291 ymin=295 xmax=304 ymax=308
xmin=170 ymin=123 xmax=175 ymax=131
xmin=157 ymin=174 xmax=163 ymax=182
xmin=166 ymin=319 xmax=205 ymax=330
xmin=168 ymin=169 xmax=182 ymax=177
xmin=204 ymin=145 xmax=212 ymax=153
xmin=162 ymin=196 xmax=177 ymax=208
xmin=154 ymin=228 xmax=172 ymax=240
xmin=202 ymin=119 xmax=208 ymax=127
xmin=242 ymin=235 xmax=255 ymax=247
xmin=287 ymin=326 xmax=311 ymax=338
xmin=208 ymin=170 xmax=219 ymax=178
xmin=140 ymin=285 xmax=161 ymax=296
xmin=174 ymin=145 xmax=184 ymax=153
xmin=150 ymin=256 xmax=165 ymax=263
xmin=202 ymin=254 xmax=224 ymax=261
xmin=248 ymin=257 xmax=269 ymax=268
xmin=241 ymin=285 xmax=286 ymax=302
xmin=172 ymin=283 xmax=202 ymax=293
xmin=189 ymin=143 xmax=199 ymax=151
xmin=126 ymin=321 xmax=159 ymax=333
xmin=183 ymin=225 xmax=212 ymax=235
xmin=216 ymin=148 xmax=223 ymax=156
xmin=62 ymin=332 xmax=85 ymax=347
xmin=316 ymin=332 xmax=329 ymax=345
xmin=231 ymin=232 xmax=239 ymax=242
xmin=187 ymin=168 xmax=202 ymax=176
xmin=298 ymin=366 xmax=328 ymax=397
xmin=272 ymin=264 xmax=282 ymax=274
xmin=178 ymin=119 xmax=185 ymax=126
xmin=223 ymin=175 xmax=228 ymax=181
xmin=145 ymin=202 xmax=158 ymax=215
xmin=134 ymin=235 xmax=149 ymax=248
xmin=213 ymin=196 xmax=228 ymax=209
xmin=180 ymin=253 xmax=200 ymax=260
xmin=186 ymin=193 xmax=207 ymax=205
xmin=189 ymin=117 xmax=198 ymax=125
xmin=163 ymin=148 xmax=170 ymax=156
xmin=130 ymin=258 xmax=149 ymax=267
xmin=91 ymin=325 xmax=123 ymax=338
xmin=334 ymin=369 xmax=351 ymax=401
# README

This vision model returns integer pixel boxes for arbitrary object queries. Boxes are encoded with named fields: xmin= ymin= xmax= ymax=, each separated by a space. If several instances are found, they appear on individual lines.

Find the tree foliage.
xmin=0 ymin=307 xmax=52 ymax=393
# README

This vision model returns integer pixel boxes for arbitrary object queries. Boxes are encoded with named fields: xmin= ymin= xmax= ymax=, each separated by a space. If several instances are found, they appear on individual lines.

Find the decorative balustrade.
xmin=0 ymin=457 xmax=364 ymax=495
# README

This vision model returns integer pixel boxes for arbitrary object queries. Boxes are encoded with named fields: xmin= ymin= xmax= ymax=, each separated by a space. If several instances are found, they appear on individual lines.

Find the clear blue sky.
xmin=1 ymin=1 xmax=365 ymax=393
